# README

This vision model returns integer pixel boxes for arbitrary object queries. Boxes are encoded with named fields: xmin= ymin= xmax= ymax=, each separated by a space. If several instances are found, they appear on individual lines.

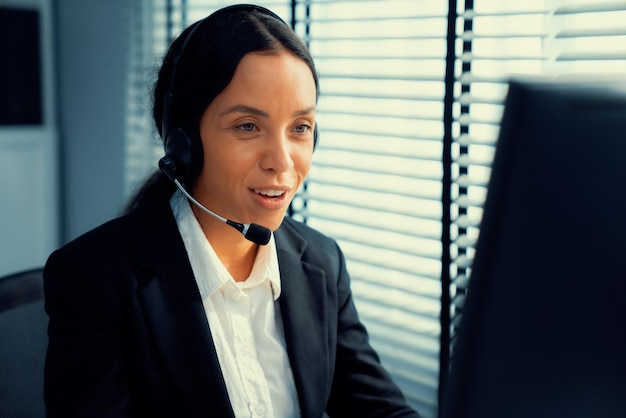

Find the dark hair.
xmin=125 ymin=5 xmax=319 ymax=214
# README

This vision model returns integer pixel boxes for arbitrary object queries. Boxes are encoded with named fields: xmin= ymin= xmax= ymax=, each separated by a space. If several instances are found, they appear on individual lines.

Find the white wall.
xmin=55 ymin=0 xmax=130 ymax=243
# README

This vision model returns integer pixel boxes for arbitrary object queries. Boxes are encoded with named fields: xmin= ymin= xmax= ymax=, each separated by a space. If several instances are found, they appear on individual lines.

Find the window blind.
xmin=124 ymin=0 xmax=156 ymax=196
xmin=124 ymin=0 xmax=179 ymax=197
xmin=292 ymin=2 xmax=446 ymax=416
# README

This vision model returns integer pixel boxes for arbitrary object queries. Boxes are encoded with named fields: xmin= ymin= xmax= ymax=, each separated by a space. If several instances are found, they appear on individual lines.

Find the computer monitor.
xmin=440 ymin=78 xmax=626 ymax=418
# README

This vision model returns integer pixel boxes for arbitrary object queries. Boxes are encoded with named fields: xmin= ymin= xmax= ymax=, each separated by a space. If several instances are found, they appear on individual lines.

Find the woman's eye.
xmin=295 ymin=124 xmax=312 ymax=134
xmin=237 ymin=122 xmax=256 ymax=132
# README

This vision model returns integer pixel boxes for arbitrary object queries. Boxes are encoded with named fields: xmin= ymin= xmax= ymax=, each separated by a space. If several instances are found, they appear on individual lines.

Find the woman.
xmin=44 ymin=4 xmax=421 ymax=417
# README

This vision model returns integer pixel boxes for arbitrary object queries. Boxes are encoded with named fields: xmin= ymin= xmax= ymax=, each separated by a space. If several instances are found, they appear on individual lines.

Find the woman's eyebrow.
xmin=220 ymin=104 xmax=316 ymax=118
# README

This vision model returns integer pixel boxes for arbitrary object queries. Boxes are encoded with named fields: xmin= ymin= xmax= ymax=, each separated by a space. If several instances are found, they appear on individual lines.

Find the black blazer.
xmin=44 ymin=197 xmax=420 ymax=418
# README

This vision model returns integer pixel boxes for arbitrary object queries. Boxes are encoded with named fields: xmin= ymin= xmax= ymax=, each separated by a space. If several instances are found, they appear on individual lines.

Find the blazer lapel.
xmin=275 ymin=223 xmax=331 ymax=418
xmin=132 ymin=201 xmax=234 ymax=418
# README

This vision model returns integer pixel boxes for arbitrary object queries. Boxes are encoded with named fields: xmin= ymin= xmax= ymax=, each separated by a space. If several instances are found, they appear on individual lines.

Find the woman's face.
xmin=194 ymin=50 xmax=317 ymax=233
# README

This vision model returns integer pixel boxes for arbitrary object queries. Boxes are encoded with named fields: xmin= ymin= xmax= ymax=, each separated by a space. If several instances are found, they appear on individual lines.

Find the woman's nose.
xmin=260 ymin=132 xmax=294 ymax=173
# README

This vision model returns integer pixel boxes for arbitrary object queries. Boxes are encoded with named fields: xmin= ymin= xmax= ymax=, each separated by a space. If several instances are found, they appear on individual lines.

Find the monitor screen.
xmin=440 ymin=78 xmax=626 ymax=418
xmin=0 ymin=6 xmax=42 ymax=125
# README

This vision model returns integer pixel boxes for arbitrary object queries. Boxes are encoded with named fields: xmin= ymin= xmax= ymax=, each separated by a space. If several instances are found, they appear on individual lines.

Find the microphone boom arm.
xmin=169 ymin=173 xmax=270 ymax=245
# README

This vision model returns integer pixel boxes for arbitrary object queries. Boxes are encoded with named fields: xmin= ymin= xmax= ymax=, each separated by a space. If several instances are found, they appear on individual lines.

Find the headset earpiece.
xmin=162 ymin=119 xmax=203 ymax=183
xmin=313 ymin=123 xmax=319 ymax=151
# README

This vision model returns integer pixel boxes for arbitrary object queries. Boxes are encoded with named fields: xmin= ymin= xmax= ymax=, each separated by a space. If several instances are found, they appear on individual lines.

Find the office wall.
xmin=55 ymin=0 xmax=130 ymax=243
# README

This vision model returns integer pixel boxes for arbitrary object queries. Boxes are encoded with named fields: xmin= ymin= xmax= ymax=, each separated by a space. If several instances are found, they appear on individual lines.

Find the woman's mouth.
xmin=251 ymin=188 xmax=290 ymax=210
xmin=253 ymin=189 xmax=286 ymax=199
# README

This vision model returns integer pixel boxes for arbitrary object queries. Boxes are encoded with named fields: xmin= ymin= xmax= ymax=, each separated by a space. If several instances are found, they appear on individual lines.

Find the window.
xmin=125 ymin=1 xmax=626 ymax=416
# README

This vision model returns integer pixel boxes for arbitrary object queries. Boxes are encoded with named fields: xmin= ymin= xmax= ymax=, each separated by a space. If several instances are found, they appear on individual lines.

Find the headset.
xmin=159 ymin=4 xmax=318 ymax=185
xmin=158 ymin=4 xmax=318 ymax=245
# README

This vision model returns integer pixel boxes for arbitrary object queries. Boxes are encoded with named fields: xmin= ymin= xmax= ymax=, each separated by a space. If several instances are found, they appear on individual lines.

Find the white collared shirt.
xmin=171 ymin=190 xmax=301 ymax=418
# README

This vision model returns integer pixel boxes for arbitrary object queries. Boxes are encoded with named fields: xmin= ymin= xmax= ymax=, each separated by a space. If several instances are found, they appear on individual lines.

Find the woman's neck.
xmin=192 ymin=204 xmax=258 ymax=282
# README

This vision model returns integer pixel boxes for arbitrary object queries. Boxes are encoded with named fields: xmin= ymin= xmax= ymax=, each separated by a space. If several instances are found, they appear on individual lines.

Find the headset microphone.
xmin=159 ymin=156 xmax=272 ymax=245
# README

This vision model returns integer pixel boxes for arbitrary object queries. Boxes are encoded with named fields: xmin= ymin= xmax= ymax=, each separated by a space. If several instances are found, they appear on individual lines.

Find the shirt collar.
xmin=170 ymin=189 xmax=281 ymax=300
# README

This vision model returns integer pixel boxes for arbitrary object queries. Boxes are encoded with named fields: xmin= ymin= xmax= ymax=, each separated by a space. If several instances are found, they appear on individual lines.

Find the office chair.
xmin=0 ymin=267 xmax=46 ymax=418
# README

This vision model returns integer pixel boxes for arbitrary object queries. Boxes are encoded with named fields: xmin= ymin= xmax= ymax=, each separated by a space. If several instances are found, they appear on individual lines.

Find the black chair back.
xmin=0 ymin=267 xmax=46 ymax=418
